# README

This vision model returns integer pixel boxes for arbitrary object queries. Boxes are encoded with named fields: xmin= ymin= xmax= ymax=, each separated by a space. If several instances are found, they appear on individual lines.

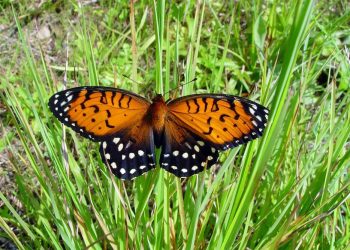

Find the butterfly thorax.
xmin=148 ymin=94 xmax=168 ymax=134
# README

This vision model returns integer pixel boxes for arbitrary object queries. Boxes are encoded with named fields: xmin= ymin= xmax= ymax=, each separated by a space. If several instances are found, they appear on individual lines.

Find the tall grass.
xmin=1 ymin=0 xmax=349 ymax=249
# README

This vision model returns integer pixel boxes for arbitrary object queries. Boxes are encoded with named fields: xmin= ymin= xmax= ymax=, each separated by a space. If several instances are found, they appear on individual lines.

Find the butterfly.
xmin=48 ymin=86 xmax=269 ymax=180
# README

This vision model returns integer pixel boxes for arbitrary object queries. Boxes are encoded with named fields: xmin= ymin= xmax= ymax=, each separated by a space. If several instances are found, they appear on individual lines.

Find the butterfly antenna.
xmin=122 ymin=74 xmax=143 ymax=85
xmin=165 ymin=77 xmax=197 ymax=96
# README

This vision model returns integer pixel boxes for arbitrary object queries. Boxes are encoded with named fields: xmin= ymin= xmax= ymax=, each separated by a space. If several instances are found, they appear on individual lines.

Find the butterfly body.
xmin=146 ymin=94 xmax=168 ymax=142
xmin=49 ymin=86 xmax=269 ymax=180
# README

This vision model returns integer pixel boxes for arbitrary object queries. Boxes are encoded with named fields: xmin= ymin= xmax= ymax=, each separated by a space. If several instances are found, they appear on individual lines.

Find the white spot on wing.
xmin=192 ymin=166 xmax=198 ymax=171
xmin=54 ymin=99 xmax=58 ymax=105
xmin=129 ymin=153 xmax=135 ymax=159
xmin=208 ymin=156 xmax=213 ymax=160
xmin=125 ymin=141 xmax=132 ymax=149
xmin=105 ymin=153 xmax=111 ymax=160
xmin=194 ymin=145 xmax=200 ymax=152
xmin=182 ymin=152 xmax=188 ymax=158
xmin=197 ymin=141 xmax=205 ymax=146
xmin=138 ymin=150 xmax=144 ymax=156
xmin=102 ymin=141 xmax=107 ymax=149
xmin=173 ymin=151 xmax=179 ymax=156
xmin=118 ymin=143 xmax=124 ymax=151
xmin=130 ymin=169 xmax=136 ymax=174
xmin=249 ymin=107 xmax=255 ymax=115
xmin=171 ymin=165 xmax=178 ymax=170
xmin=181 ymin=168 xmax=188 ymax=173
xmin=66 ymin=95 xmax=73 ymax=102
xmin=164 ymin=154 xmax=170 ymax=158
xmin=122 ymin=155 xmax=126 ymax=160
xmin=113 ymin=137 xmax=120 ymax=144
xmin=111 ymin=162 xmax=117 ymax=169
xmin=256 ymin=115 xmax=262 ymax=121
xmin=140 ymin=165 xmax=146 ymax=169
xmin=120 ymin=168 xmax=126 ymax=174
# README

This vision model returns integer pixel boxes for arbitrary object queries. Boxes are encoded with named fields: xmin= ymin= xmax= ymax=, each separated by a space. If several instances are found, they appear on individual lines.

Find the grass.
xmin=1 ymin=0 xmax=350 ymax=249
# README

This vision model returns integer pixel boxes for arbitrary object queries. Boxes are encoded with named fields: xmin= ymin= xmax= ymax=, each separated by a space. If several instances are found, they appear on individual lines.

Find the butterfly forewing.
xmin=48 ymin=87 xmax=150 ymax=141
xmin=167 ymin=94 xmax=269 ymax=150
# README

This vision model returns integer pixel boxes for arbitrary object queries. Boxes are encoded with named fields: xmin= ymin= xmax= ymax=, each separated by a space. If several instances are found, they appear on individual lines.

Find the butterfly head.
xmin=152 ymin=94 xmax=165 ymax=103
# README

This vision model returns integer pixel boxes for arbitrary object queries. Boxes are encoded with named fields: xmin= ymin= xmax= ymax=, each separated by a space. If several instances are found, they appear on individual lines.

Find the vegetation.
xmin=0 ymin=0 xmax=349 ymax=249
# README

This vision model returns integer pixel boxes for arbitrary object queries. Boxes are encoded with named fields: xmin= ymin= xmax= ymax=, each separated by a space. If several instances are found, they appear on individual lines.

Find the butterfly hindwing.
xmin=48 ymin=87 xmax=150 ymax=141
xmin=100 ymin=120 xmax=156 ymax=180
xmin=167 ymin=94 xmax=269 ymax=150
xmin=160 ymin=115 xmax=219 ymax=177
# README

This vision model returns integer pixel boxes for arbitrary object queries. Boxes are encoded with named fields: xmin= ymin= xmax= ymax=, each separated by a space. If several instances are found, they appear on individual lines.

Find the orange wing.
xmin=166 ymin=94 xmax=269 ymax=150
xmin=49 ymin=87 xmax=156 ymax=180
xmin=48 ymin=87 xmax=151 ymax=141
xmin=158 ymin=94 xmax=269 ymax=178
